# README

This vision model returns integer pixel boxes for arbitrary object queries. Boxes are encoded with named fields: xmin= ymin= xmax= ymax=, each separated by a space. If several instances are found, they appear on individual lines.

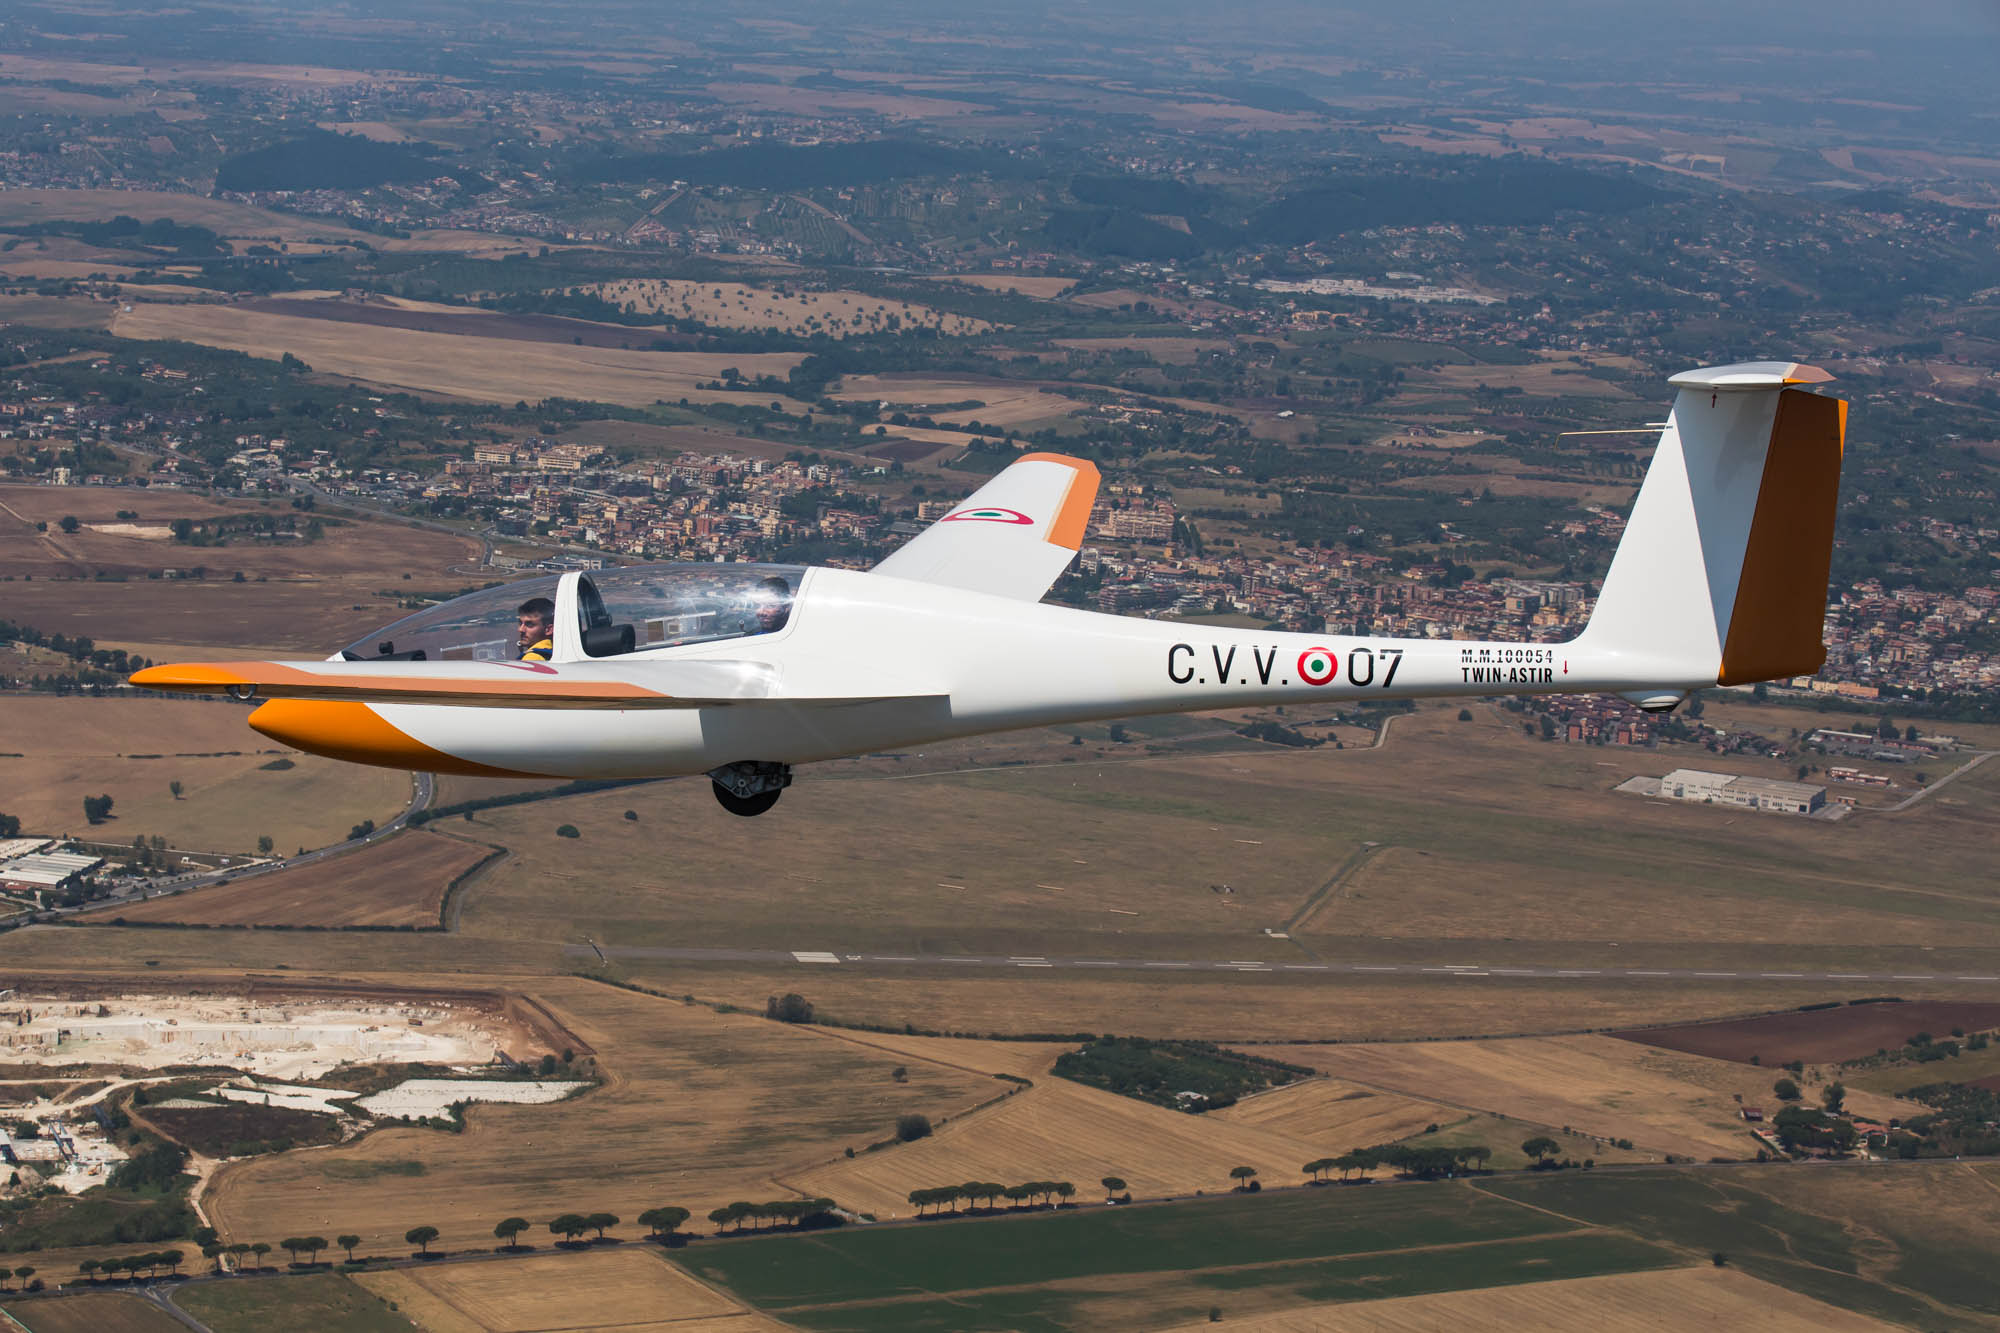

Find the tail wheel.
xmin=713 ymin=783 xmax=782 ymax=817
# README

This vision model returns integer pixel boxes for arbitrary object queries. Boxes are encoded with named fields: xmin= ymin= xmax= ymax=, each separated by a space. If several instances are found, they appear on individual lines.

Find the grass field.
xmin=928 ymin=275 xmax=1076 ymax=299
xmin=92 ymin=831 xmax=490 ymax=927
xmin=0 ymin=1292 xmax=188 ymax=1333
xmin=2 ymin=696 xmax=410 ymax=854
xmin=202 ymin=979 xmax=998 ymax=1254
xmin=681 ymin=1181 xmax=1678 ymax=1331
xmin=0 ymin=188 xmax=378 ymax=246
xmin=584 ymin=279 xmax=992 ymax=338
xmin=1153 ymin=1266 xmax=1899 ymax=1332
xmin=353 ymin=1247 xmax=755 ymax=1333
xmin=110 ymin=304 xmax=807 ymax=410
xmin=173 ymin=1272 xmax=418 ymax=1332
xmin=1478 ymin=1162 xmax=2000 ymax=1329
xmin=1270 ymin=1034 xmax=1920 ymax=1162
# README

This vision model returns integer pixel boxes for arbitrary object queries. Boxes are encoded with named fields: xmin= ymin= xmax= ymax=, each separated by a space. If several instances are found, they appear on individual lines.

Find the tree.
xmin=586 ymin=1211 xmax=619 ymax=1240
xmin=249 ymin=1242 xmax=271 ymax=1268
xmin=303 ymin=1237 xmax=326 ymax=1266
xmin=258 ymin=835 xmax=274 ymax=855
xmin=169 ymin=780 xmax=183 ymax=800
xmin=1101 ymin=1175 xmax=1126 ymax=1201
xmin=555 ymin=823 xmax=580 ymax=838
xmin=404 ymin=1226 xmax=439 ymax=1257
xmin=1054 ymin=1181 xmax=1075 ymax=1206
xmin=337 ymin=1234 xmax=361 ymax=1263
xmin=83 ymin=793 xmax=114 ymax=824
xmin=280 ymin=1237 xmax=306 ymax=1264
xmin=1773 ymin=1077 xmax=1802 ymax=1101
xmin=766 ymin=992 xmax=814 ymax=1023
xmin=13 ymin=1266 xmax=31 ymax=1289
xmin=58 ymin=515 xmax=78 ymax=533
xmin=548 ymin=1213 xmax=589 ymax=1244
xmin=202 ymin=1242 xmax=224 ymax=1271
xmin=494 ymin=1217 xmax=530 ymax=1249
xmin=1228 ymin=1165 xmax=1258 ymax=1190
xmin=706 ymin=1207 xmax=732 ymax=1232
xmin=638 ymin=1206 xmax=689 ymax=1240
xmin=1521 ymin=1136 xmax=1560 ymax=1164
xmin=1821 ymin=1082 xmax=1847 ymax=1113
xmin=1457 ymin=708 xmax=1473 ymax=722
xmin=895 ymin=1113 xmax=932 ymax=1142
xmin=78 ymin=1259 xmax=99 ymax=1283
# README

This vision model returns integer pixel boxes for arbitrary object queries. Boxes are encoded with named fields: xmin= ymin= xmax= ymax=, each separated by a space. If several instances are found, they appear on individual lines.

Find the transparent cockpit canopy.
xmin=336 ymin=564 xmax=805 ymax=662
xmin=577 ymin=563 xmax=803 ymax=657
xmin=340 ymin=574 xmax=562 ymax=663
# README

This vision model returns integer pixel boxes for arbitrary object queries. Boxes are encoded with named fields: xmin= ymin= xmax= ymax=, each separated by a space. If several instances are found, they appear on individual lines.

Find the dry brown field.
xmin=1210 ymin=1077 xmax=1446 ymax=1153
xmin=826 ymin=374 xmax=1075 ymax=429
xmin=584 ymin=279 xmax=991 ymax=338
xmin=0 ymin=188 xmax=377 ymax=246
xmin=928 ymin=274 xmax=1076 ymax=298
xmin=1268 ymin=1034 xmax=1922 ymax=1161
xmin=0 ymin=1292 xmax=189 ymax=1333
xmin=353 ymin=1247 xmax=759 ymax=1333
xmin=1414 ymin=360 xmax=1635 ymax=399
xmin=203 ymin=978 xmax=999 ymax=1252
xmin=1613 ymin=1000 xmax=2000 ymax=1067
xmin=784 ymin=1059 xmax=1365 ymax=1217
xmin=0 ymin=484 xmax=480 ymax=651
xmin=1 ymin=696 xmax=409 ymax=854
xmin=108 ymin=304 xmax=806 ymax=411
xmin=0 ymin=294 xmax=116 ymax=330
xmin=92 ymin=831 xmax=490 ymax=928
xmin=1154 ymin=1266 xmax=1897 ymax=1333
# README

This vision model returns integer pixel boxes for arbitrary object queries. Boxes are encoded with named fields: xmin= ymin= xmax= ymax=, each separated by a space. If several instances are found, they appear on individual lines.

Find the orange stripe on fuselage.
xmin=1017 ymin=452 xmax=1101 ymax=551
xmin=1718 ymin=389 xmax=1847 ymax=686
xmin=248 ymin=700 xmax=552 ymax=778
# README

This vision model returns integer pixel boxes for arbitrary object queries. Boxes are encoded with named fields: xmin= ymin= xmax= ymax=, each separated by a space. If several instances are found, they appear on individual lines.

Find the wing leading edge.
xmin=870 ymin=452 xmax=1098 ymax=601
xmin=129 ymin=658 xmax=941 ymax=709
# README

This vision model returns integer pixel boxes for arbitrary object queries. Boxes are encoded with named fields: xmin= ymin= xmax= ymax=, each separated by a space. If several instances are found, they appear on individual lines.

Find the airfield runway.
xmin=563 ymin=943 xmax=1998 ymax=985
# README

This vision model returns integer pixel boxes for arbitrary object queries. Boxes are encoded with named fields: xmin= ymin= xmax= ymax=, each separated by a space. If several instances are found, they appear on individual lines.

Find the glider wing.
xmin=870 ymin=452 xmax=1099 ymax=601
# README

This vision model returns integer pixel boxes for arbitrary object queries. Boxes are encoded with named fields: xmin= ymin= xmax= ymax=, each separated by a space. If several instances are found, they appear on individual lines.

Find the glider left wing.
xmin=871 ymin=452 xmax=1099 ymax=601
xmin=129 ymin=658 xmax=939 ymax=709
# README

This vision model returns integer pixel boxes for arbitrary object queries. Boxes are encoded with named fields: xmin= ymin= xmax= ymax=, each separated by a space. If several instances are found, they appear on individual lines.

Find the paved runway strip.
xmin=562 ymin=943 xmax=1999 ymax=985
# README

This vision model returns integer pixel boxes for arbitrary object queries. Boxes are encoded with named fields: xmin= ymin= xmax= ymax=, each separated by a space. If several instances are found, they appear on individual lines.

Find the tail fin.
xmin=1579 ymin=361 xmax=1847 ymax=689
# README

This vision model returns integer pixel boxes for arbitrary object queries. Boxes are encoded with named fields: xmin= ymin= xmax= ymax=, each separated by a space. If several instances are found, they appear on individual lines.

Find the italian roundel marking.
xmin=941 ymin=506 xmax=1034 ymax=525
xmin=1297 ymin=647 xmax=1338 ymax=686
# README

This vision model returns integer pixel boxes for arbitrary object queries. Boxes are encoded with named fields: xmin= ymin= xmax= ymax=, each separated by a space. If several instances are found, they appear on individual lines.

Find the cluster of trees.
xmin=78 ymin=1252 xmax=179 ymax=1281
xmin=905 ymin=1180 xmax=1078 ymax=1216
xmin=0 ymin=620 xmax=145 ymax=677
xmin=705 ymin=1198 xmax=838 ymax=1232
xmin=1051 ymin=1036 xmax=1309 ymax=1112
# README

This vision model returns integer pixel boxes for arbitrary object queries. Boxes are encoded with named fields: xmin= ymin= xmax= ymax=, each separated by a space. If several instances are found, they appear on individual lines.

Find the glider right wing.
xmin=870 ymin=452 xmax=1099 ymax=601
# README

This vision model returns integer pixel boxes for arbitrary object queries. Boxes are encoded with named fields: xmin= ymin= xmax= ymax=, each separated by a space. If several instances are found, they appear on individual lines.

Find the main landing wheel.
xmin=707 ymin=760 xmax=792 ymax=817
xmin=713 ymin=783 xmax=782 ymax=817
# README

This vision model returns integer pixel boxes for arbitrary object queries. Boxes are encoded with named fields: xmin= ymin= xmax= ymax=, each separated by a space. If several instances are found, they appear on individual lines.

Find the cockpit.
xmin=339 ymin=563 xmax=804 ymax=663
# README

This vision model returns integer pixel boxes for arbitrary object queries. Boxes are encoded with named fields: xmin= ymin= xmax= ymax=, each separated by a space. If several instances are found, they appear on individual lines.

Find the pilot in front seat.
xmin=516 ymin=596 xmax=556 ymax=661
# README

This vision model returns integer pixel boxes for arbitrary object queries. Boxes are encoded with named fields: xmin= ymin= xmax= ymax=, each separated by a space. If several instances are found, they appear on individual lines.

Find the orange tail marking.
xmin=1718 ymin=390 xmax=1847 ymax=686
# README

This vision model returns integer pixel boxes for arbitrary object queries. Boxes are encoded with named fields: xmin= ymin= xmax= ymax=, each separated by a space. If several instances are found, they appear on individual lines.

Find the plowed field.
xmin=1614 ymin=1000 xmax=2000 ymax=1066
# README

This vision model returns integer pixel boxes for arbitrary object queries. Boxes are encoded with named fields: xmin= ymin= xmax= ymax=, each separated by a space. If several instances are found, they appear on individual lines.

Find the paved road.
xmin=563 ymin=942 xmax=1999 ymax=985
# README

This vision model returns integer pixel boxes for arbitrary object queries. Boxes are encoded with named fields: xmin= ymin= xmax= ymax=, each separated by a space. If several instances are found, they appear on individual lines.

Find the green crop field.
xmin=678 ymin=1182 xmax=1681 ymax=1329
xmin=1478 ymin=1163 xmax=2000 ymax=1330
xmin=172 ymin=1273 xmax=418 ymax=1333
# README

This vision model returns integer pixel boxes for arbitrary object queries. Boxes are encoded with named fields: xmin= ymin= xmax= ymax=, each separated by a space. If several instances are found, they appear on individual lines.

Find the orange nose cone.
xmin=249 ymin=700 xmax=538 ymax=777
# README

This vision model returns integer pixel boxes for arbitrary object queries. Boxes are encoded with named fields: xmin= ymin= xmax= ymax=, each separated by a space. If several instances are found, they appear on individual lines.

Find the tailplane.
xmin=1577 ymin=361 xmax=1847 ymax=691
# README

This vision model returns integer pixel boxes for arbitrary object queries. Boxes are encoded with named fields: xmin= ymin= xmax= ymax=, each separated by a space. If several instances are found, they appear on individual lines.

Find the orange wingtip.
xmin=129 ymin=663 xmax=253 ymax=691
xmin=1016 ymin=453 xmax=1101 ymax=551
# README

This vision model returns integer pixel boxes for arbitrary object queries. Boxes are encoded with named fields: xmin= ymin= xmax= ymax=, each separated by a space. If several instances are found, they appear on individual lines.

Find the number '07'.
xmin=1348 ymin=647 xmax=1402 ymax=687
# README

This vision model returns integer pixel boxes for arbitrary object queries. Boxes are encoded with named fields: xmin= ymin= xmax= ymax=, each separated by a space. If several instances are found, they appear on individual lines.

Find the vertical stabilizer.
xmin=1579 ymin=362 xmax=1846 ymax=687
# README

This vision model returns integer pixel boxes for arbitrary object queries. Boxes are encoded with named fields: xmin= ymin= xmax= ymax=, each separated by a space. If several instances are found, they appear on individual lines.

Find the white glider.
xmin=133 ymin=361 xmax=1846 ymax=814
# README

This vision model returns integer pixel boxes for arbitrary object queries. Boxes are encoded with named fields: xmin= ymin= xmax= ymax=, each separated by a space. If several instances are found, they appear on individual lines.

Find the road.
xmin=562 ymin=942 xmax=2000 ymax=986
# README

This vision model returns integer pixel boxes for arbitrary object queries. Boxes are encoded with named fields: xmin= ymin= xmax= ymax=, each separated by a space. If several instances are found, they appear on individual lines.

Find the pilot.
xmin=751 ymin=576 xmax=792 ymax=635
xmin=516 ymin=596 xmax=556 ymax=662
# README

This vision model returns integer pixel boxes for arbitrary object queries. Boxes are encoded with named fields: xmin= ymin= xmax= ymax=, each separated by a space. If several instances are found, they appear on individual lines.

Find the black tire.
xmin=713 ymin=782 xmax=781 ymax=817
